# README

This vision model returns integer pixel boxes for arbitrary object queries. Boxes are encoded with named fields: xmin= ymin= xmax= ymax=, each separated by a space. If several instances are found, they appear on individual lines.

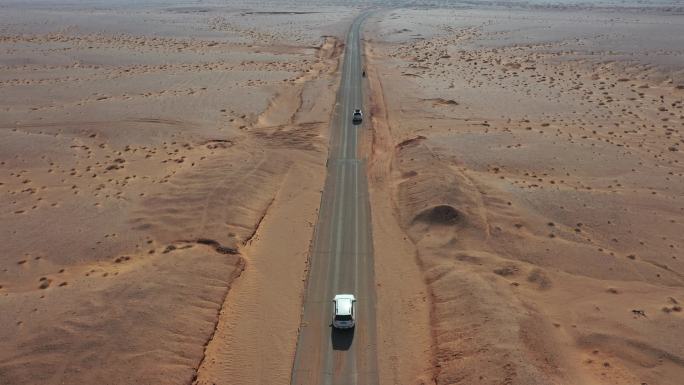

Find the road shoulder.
xmin=363 ymin=17 xmax=435 ymax=385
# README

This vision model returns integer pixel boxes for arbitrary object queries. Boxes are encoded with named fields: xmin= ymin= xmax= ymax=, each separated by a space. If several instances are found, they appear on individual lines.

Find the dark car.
xmin=352 ymin=109 xmax=363 ymax=124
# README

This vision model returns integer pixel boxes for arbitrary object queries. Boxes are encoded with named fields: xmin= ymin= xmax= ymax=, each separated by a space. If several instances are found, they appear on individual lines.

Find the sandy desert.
xmin=0 ymin=1 xmax=352 ymax=383
xmin=1 ymin=0 xmax=683 ymax=385
xmin=365 ymin=4 xmax=684 ymax=385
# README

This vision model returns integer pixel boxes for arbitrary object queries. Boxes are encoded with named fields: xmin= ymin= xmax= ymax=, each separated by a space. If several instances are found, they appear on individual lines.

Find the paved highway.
xmin=290 ymin=12 xmax=378 ymax=385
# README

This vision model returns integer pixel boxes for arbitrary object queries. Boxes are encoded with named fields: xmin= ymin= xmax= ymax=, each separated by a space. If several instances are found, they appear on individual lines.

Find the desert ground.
xmin=1 ymin=1 xmax=683 ymax=385
xmin=0 ymin=1 xmax=352 ymax=383
xmin=365 ymin=4 xmax=684 ymax=385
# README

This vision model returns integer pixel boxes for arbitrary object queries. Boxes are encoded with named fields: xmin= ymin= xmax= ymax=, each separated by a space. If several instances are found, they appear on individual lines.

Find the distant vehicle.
xmin=332 ymin=294 xmax=356 ymax=329
xmin=352 ymin=109 xmax=363 ymax=124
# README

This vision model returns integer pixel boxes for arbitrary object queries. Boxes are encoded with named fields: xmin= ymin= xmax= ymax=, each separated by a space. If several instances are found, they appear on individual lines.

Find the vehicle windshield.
xmin=335 ymin=314 xmax=352 ymax=321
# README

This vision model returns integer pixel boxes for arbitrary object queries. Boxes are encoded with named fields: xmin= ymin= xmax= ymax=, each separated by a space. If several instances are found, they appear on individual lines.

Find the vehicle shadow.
xmin=330 ymin=326 xmax=355 ymax=351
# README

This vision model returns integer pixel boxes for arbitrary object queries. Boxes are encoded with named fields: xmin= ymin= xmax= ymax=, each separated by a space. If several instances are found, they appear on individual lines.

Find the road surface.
xmin=290 ymin=12 xmax=378 ymax=385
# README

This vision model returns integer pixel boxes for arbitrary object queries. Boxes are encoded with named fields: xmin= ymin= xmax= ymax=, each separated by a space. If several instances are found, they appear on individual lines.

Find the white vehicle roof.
xmin=333 ymin=294 xmax=356 ymax=316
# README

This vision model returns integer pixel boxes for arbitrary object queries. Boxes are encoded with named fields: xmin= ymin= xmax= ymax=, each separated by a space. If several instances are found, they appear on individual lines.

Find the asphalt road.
xmin=290 ymin=12 xmax=378 ymax=385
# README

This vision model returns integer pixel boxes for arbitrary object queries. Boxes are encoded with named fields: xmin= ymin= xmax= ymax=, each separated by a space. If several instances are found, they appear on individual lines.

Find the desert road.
xmin=290 ymin=12 xmax=378 ymax=385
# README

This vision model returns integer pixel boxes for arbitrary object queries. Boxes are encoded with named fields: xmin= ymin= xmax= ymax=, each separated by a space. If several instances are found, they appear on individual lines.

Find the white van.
xmin=332 ymin=294 xmax=356 ymax=329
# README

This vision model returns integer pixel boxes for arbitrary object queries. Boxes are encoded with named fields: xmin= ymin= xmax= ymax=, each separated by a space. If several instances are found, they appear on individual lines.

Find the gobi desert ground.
xmin=1 ymin=1 xmax=683 ymax=385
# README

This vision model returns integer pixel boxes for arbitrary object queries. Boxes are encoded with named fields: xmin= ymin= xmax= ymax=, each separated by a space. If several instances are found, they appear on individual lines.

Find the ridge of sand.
xmin=363 ymin=29 xmax=434 ymax=385
xmin=192 ymin=153 xmax=326 ymax=385
xmin=192 ymin=33 xmax=342 ymax=385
